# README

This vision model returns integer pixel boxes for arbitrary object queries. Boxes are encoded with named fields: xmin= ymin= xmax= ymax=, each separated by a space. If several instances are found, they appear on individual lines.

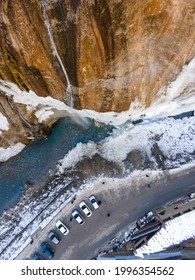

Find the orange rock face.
xmin=73 ymin=0 xmax=195 ymax=111
xmin=0 ymin=0 xmax=66 ymax=99
xmin=0 ymin=0 xmax=194 ymax=148
xmin=0 ymin=0 xmax=195 ymax=111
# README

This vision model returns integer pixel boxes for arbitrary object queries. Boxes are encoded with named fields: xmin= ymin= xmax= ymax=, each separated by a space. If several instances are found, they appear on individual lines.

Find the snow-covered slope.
xmin=57 ymin=115 xmax=195 ymax=172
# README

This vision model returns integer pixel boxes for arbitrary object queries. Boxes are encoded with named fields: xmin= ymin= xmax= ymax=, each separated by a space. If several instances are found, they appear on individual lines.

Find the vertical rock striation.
xmin=0 ymin=0 xmax=195 ymax=149
xmin=0 ymin=0 xmax=66 ymax=98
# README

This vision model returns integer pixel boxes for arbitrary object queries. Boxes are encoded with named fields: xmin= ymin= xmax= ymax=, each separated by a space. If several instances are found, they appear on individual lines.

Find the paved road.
xmin=18 ymin=167 xmax=195 ymax=260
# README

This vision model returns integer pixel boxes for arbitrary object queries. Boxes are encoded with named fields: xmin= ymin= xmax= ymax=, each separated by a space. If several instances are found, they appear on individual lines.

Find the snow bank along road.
xmin=16 ymin=166 xmax=195 ymax=260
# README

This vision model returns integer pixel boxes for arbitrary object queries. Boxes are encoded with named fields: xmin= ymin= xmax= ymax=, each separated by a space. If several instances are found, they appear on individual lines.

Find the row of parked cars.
xmin=72 ymin=195 xmax=99 ymax=224
xmin=32 ymin=195 xmax=100 ymax=259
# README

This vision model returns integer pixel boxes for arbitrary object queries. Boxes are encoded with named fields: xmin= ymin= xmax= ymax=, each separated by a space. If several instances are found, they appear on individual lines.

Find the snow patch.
xmin=35 ymin=107 xmax=54 ymax=123
xmin=85 ymin=56 xmax=195 ymax=125
xmin=57 ymin=141 xmax=97 ymax=173
xmin=0 ymin=112 xmax=9 ymax=132
xmin=58 ymin=116 xmax=195 ymax=172
xmin=166 ymin=57 xmax=195 ymax=99
xmin=0 ymin=143 xmax=25 ymax=162
xmin=0 ymin=169 xmax=163 ymax=259
xmin=99 ymin=116 xmax=195 ymax=165
xmin=0 ymin=56 xmax=195 ymax=128
xmin=0 ymin=80 xmax=71 ymax=123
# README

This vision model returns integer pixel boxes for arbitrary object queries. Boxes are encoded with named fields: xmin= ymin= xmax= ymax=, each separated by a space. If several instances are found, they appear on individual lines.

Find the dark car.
xmin=48 ymin=231 xmax=61 ymax=245
xmin=40 ymin=242 xmax=54 ymax=259
xmin=32 ymin=252 xmax=44 ymax=260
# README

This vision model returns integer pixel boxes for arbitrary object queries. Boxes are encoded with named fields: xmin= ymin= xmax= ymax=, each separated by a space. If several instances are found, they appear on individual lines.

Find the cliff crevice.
xmin=0 ymin=0 xmax=194 ymax=149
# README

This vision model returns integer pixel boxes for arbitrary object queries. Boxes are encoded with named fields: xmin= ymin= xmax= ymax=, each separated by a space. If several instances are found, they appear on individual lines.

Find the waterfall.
xmin=65 ymin=84 xmax=74 ymax=108
xmin=41 ymin=1 xmax=74 ymax=107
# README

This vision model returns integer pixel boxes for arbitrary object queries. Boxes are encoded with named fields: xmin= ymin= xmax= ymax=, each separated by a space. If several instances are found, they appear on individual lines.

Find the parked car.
xmin=56 ymin=220 xmax=69 ymax=235
xmin=89 ymin=195 xmax=99 ymax=210
xmin=136 ymin=211 xmax=155 ymax=229
xmin=79 ymin=201 xmax=92 ymax=217
xmin=48 ymin=231 xmax=61 ymax=244
xmin=136 ymin=217 xmax=147 ymax=229
xmin=72 ymin=210 xmax=85 ymax=225
xmin=32 ymin=252 xmax=43 ymax=260
xmin=40 ymin=242 xmax=54 ymax=259
xmin=145 ymin=211 xmax=155 ymax=222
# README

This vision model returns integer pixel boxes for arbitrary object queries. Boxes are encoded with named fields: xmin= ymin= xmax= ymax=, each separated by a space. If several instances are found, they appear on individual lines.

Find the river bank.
xmin=0 ymin=116 xmax=113 ymax=214
xmin=0 ymin=112 xmax=194 ymax=259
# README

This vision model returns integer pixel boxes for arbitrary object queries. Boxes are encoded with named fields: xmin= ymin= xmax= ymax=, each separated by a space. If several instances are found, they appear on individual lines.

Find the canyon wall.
xmin=0 ymin=0 xmax=195 ymax=149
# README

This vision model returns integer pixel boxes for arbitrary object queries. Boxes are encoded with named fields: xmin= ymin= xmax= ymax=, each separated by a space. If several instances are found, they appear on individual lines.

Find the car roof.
xmin=89 ymin=195 xmax=98 ymax=203
xmin=76 ymin=215 xmax=83 ymax=222
xmin=89 ymin=195 xmax=99 ymax=208
xmin=56 ymin=220 xmax=64 ymax=225
xmin=41 ymin=242 xmax=47 ymax=248
xmin=72 ymin=210 xmax=83 ymax=219
xmin=48 ymin=231 xmax=55 ymax=237
xmin=79 ymin=201 xmax=87 ymax=207
xmin=32 ymin=253 xmax=42 ymax=260
xmin=72 ymin=209 xmax=79 ymax=215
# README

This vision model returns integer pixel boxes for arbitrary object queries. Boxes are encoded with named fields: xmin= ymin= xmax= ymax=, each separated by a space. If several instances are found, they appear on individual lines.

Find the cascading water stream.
xmin=66 ymin=84 xmax=74 ymax=108
xmin=41 ymin=1 xmax=74 ymax=107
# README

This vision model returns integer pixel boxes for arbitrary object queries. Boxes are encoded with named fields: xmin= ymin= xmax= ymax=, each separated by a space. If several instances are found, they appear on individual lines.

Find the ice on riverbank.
xmin=0 ymin=79 xmax=71 ymax=124
xmin=0 ymin=143 xmax=25 ymax=162
xmin=58 ymin=115 xmax=195 ymax=172
xmin=0 ymin=56 xmax=195 ymax=129
xmin=0 ymin=56 xmax=194 ymax=259
xmin=0 ymin=112 xmax=9 ymax=132
xmin=0 ymin=56 xmax=194 ymax=164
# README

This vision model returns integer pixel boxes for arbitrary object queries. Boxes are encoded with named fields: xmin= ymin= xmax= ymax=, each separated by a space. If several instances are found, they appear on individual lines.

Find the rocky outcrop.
xmin=0 ymin=0 xmax=195 ymax=149
xmin=0 ymin=0 xmax=66 ymax=98
xmin=74 ymin=0 xmax=195 ymax=111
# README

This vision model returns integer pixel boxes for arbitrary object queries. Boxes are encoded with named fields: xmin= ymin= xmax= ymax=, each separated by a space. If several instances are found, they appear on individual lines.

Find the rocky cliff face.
xmin=0 ymin=0 xmax=195 ymax=150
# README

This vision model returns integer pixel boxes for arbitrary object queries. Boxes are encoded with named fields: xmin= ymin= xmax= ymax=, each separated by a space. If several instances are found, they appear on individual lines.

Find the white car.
xmin=72 ymin=210 xmax=85 ymax=224
xmin=79 ymin=201 xmax=92 ymax=217
xmin=55 ymin=220 xmax=69 ymax=235
xmin=89 ymin=195 xmax=99 ymax=210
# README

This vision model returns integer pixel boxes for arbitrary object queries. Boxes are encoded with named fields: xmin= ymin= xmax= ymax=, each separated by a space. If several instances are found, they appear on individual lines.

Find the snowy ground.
xmin=0 ymin=112 xmax=9 ymax=132
xmin=0 ymin=168 xmax=162 ymax=260
xmin=0 ymin=56 xmax=195 ymax=161
xmin=0 ymin=112 xmax=194 ymax=259
xmin=0 ymin=162 xmax=195 ymax=260
xmin=0 ymin=57 xmax=194 ymax=259
xmin=135 ymin=210 xmax=195 ymax=258
xmin=0 ymin=143 xmax=25 ymax=162
xmin=57 ymin=115 xmax=195 ymax=173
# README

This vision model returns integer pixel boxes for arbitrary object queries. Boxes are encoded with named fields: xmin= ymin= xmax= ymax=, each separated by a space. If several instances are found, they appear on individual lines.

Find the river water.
xmin=0 ymin=117 xmax=113 ymax=214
